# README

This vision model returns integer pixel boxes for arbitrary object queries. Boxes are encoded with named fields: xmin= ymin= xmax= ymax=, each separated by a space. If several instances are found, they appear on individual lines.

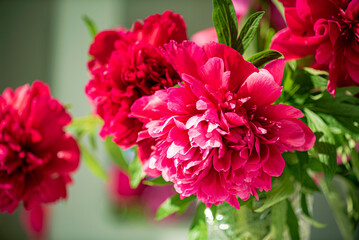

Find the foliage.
xmin=75 ymin=1 xmax=359 ymax=239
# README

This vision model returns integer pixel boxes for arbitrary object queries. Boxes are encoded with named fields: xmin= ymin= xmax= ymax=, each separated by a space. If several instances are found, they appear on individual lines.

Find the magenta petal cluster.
xmin=131 ymin=41 xmax=315 ymax=208
xmin=270 ymin=0 xmax=359 ymax=95
xmin=0 ymin=81 xmax=80 ymax=213
xmin=85 ymin=11 xmax=187 ymax=150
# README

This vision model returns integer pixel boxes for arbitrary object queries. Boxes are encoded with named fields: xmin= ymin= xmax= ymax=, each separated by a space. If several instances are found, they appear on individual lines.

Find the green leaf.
xmin=188 ymin=202 xmax=208 ymax=240
xmin=128 ymin=154 xmax=145 ymax=189
xmin=80 ymin=143 xmax=108 ymax=181
xmin=236 ymin=11 xmax=265 ymax=54
xmin=285 ymin=153 xmax=320 ymax=192
xmin=337 ymin=176 xmax=359 ymax=224
xmin=66 ymin=115 xmax=102 ymax=138
xmin=319 ymin=179 xmax=354 ymax=240
xmin=104 ymin=137 xmax=129 ymax=172
xmin=311 ymin=87 xmax=359 ymax=119
xmin=212 ymin=0 xmax=238 ymax=47
xmin=247 ymin=50 xmax=283 ymax=68
xmin=304 ymin=108 xmax=337 ymax=184
xmin=270 ymin=200 xmax=287 ymax=240
xmin=156 ymin=194 xmax=195 ymax=221
xmin=319 ymin=114 xmax=359 ymax=139
xmin=349 ymin=149 xmax=359 ymax=181
xmin=143 ymin=176 xmax=172 ymax=186
xmin=286 ymin=200 xmax=300 ymax=240
xmin=255 ymin=172 xmax=294 ymax=212
xmin=82 ymin=15 xmax=98 ymax=39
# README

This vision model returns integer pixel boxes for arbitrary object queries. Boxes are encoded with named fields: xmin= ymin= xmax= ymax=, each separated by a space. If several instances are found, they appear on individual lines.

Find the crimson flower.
xmin=271 ymin=0 xmax=359 ymax=95
xmin=85 ymin=11 xmax=187 ymax=150
xmin=0 ymin=81 xmax=80 ymax=213
xmin=131 ymin=41 xmax=315 ymax=208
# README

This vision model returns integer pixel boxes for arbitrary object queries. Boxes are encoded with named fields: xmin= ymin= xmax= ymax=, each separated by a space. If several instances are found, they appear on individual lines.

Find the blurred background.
xmin=0 ymin=0 xmax=343 ymax=239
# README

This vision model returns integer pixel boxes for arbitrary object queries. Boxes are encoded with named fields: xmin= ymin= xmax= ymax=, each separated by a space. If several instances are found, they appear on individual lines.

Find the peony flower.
xmin=85 ymin=11 xmax=187 ymax=152
xmin=270 ymin=0 xmax=359 ymax=95
xmin=131 ymin=41 xmax=315 ymax=208
xmin=0 ymin=81 xmax=80 ymax=213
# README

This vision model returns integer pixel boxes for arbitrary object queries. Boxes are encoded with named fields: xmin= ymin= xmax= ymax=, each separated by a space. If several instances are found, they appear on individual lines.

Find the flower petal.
xmin=240 ymin=70 xmax=282 ymax=106
xmin=162 ymin=40 xmax=208 ymax=79
xmin=202 ymin=42 xmax=258 ymax=92
xmin=263 ymin=145 xmax=285 ymax=177
xmin=263 ymin=59 xmax=285 ymax=85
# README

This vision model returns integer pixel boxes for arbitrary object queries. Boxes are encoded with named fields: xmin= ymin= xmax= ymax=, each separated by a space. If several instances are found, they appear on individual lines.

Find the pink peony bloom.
xmin=85 ymin=11 xmax=187 ymax=154
xmin=0 ymin=81 xmax=80 ymax=213
xmin=131 ymin=41 xmax=315 ymax=209
xmin=270 ymin=0 xmax=359 ymax=95
xmin=20 ymin=205 xmax=49 ymax=240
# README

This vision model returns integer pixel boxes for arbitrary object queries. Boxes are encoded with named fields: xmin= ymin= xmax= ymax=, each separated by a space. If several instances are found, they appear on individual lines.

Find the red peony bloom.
xmin=270 ymin=0 xmax=359 ymax=95
xmin=85 ymin=11 xmax=187 ymax=153
xmin=0 ymin=81 xmax=80 ymax=213
xmin=131 ymin=41 xmax=315 ymax=209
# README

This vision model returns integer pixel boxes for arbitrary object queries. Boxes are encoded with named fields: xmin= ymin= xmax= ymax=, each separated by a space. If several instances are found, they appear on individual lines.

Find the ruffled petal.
xmin=203 ymin=42 xmax=258 ymax=92
xmin=263 ymin=145 xmax=285 ymax=177
xmin=162 ymin=40 xmax=208 ymax=79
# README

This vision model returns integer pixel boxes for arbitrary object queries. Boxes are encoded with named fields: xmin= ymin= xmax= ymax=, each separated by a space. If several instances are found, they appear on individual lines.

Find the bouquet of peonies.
xmin=1 ymin=0 xmax=359 ymax=239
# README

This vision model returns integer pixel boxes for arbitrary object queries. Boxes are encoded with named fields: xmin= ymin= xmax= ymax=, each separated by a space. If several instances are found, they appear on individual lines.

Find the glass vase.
xmin=205 ymin=192 xmax=312 ymax=240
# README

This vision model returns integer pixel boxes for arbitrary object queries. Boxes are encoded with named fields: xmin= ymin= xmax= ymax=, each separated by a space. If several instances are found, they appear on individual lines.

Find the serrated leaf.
xmin=143 ymin=176 xmax=172 ymax=186
xmin=236 ymin=11 xmax=265 ymax=54
xmin=247 ymin=50 xmax=283 ymax=68
xmin=270 ymin=200 xmax=287 ymax=240
xmin=188 ymin=202 xmax=208 ymax=240
xmin=104 ymin=137 xmax=129 ymax=172
xmin=80 ymin=143 xmax=107 ymax=181
xmin=286 ymin=200 xmax=300 ymax=240
xmin=82 ymin=15 xmax=98 ymax=39
xmin=304 ymin=108 xmax=337 ymax=184
xmin=156 ymin=194 xmax=195 ymax=221
xmin=255 ymin=172 xmax=294 ymax=212
xmin=128 ymin=155 xmax=145 ymax=188
xmin=212 ymin=0 xmax=238 ymax=47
